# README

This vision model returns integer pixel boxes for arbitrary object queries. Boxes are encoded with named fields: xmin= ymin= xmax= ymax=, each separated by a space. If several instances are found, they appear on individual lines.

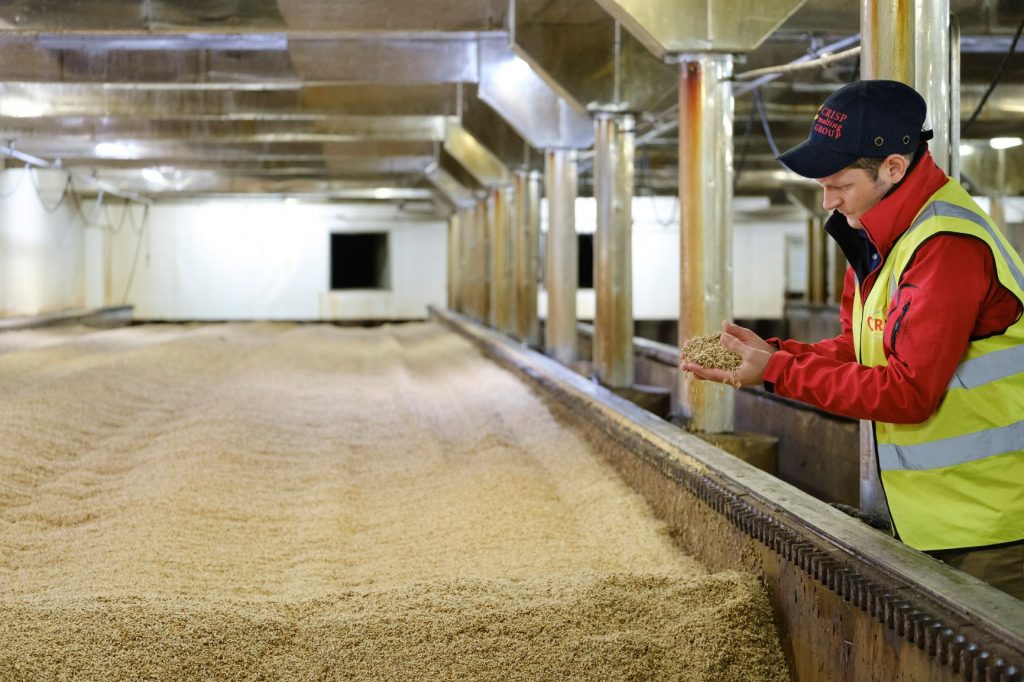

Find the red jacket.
xmin=763 ymin=151 xmax=1023 ymax=423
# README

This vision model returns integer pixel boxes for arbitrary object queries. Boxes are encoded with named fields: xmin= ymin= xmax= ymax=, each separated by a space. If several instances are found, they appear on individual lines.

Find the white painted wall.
xmin=108 ymin=199 xmax=447 ymax=320
xmin=539 ymin=195 xmax=806 ymax=321
xmin=0 ymin=172 xmax=808 ymax=324
xmin=733 ymin=206 xmax=807 ymax=320
xmin=0 ymin=168 xmax=86 ymax=316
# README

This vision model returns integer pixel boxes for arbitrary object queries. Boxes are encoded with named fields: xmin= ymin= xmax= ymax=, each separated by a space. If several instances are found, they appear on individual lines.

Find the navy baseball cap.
xmin=777 ymin=80 xmax=932 ymax=179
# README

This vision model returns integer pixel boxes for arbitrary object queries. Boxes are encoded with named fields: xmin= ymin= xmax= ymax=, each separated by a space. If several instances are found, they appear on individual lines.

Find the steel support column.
xmin=513 ymin=169 xmax=542 ymax=347
xmin=861 ymin=0 xmax=913 ymax=83
xmin=447 ymin=212 xmax=462 ymax=312
xmin=544 ymin=149 xmax=578 ymax=365
xmin=488 ymin=186 xmax=514 ymax=334
xmin=461 ymin=206 xmax=475 ymax=320
xmin=862 ymin=0 xmax=954 ymax=172
xmin=458 ymin=206 xmax=475 ymax=316
xmin=860 ymin=0 xmax=953 ymax=526
xmin=474 ymin=198 xmax=490 ymax=324
xmin=915 ymin=0 xmax=952 ymax=172
xmin=593 ymin=112 xmax=635 ymax=389
xmin=806 ymin=214 xmax=828 ymax=305
xmin=830 ymin=241 xmax=846 ymax=305
xmin=678 ymin=54 xmax=734 ymax=433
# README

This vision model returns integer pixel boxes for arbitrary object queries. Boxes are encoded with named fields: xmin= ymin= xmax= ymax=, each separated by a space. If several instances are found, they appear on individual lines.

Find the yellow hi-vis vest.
xmin=853 ymin=179 xmax=1024 ymax=551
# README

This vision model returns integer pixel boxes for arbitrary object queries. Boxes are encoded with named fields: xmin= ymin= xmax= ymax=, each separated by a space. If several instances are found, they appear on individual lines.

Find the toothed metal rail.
xmin=432 ymin=307 xmax=1024 ymax=682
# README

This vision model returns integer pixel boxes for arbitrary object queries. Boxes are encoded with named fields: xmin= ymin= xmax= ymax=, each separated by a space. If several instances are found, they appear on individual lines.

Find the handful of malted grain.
xmin=680 ymin=332 xmax=742 ymax=370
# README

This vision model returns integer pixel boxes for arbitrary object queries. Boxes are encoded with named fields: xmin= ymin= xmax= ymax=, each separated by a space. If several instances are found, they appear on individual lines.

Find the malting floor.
xmin=0 ymin=322 xmax=787 ymax=681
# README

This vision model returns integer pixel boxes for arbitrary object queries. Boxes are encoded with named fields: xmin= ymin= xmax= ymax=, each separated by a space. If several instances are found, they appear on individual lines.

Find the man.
xmin=681 ymin=80 xmax=1024 ymax=599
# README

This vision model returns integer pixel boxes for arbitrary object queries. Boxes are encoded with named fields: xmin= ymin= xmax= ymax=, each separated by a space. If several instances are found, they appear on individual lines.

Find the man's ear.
xmin=885 ymin=153 xmax=910 ymax=183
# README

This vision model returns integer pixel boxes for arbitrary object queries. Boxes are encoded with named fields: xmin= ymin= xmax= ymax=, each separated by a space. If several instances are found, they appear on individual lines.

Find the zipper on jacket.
xmin=890 ymin=301 xmax=911 ymax=354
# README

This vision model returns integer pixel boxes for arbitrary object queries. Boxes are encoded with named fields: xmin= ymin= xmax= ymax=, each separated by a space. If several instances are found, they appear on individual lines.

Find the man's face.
xmin=816 ymin=164 xmax=896 ymax=229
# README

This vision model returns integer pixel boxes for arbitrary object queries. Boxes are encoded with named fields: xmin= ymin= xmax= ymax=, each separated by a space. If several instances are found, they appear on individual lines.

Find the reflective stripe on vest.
xmin=949 ymin=344 xmax=1024 ymax=389
xmin=916 ymin=202 xmax=1024 ymax=290
xmin=889 ymin=201 xmax=1024 ymax=299
xmin=878 ymin=417 xmax=1024 ymax=470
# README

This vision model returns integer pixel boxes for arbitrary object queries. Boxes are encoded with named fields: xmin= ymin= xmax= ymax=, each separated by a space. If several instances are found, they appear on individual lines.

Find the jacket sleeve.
xmin=762 ymin=235 xmax=1011 ymax=423
xmin=768 ymin=268 xmax=857 ymax=362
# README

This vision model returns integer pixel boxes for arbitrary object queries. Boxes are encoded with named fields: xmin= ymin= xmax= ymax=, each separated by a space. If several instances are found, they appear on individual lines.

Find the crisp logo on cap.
xmin=813 ymin=105 xmax=848 ymax=140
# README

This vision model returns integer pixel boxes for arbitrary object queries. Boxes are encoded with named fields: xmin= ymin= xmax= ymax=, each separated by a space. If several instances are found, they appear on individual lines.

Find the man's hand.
xmin=679 ymin=320 xmax=776 ymax=387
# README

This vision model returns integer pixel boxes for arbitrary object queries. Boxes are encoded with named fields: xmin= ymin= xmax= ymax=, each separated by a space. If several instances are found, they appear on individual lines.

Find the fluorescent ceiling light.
xmin=38 ymin=32 xmax=288 ymax=52
xmin=0 ymin=97 xmax=47 ymax=118
xmin=94 ymin=141 xmax=141 ymax=159
xmin=141 ymin=168 xmax=167 ymax=186
xmin=990 ymin=137 xmax=1023 ymax=150
xmin=959 ymin=144 xmax=975 ymax=157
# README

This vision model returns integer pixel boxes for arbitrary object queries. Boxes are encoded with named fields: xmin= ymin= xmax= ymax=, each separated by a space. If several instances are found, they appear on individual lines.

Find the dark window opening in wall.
xmin=578 ymin=233 xmax=594 ymax=289
xmin=330 ymin=232 xmax=390 ymax=290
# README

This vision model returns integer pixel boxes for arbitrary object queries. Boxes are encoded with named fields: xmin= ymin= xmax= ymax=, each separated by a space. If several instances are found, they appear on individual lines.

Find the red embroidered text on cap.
xmin=814 ymin=106 xmax=848 ymax=140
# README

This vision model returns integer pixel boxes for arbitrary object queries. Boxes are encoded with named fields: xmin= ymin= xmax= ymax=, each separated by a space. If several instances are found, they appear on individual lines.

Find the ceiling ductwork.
xmin=510 ymin=0 xmax=678 ymax=113
xmin=592 ymin=0 xmax=810 ymax=56
xmin=443 ymin=120 xmax=510 ymax=188
xmin=477 ymin=34 xmax=594 ymax=151
xmin=0 ymin=0 xmax=1018 ymax=203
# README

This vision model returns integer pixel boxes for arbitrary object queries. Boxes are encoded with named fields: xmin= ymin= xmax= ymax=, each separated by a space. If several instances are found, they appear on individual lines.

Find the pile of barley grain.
xmin=681 ymin=332 xmax=742 ymax=370
xmin=0 ymin=322 xmax=787 ymax=681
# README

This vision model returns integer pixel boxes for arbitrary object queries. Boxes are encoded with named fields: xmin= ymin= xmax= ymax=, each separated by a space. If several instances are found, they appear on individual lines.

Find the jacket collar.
xmin=855 ymin=149 xmax=948 ymax=258
xmin=824 ymin=149 xmax=949 ymax=283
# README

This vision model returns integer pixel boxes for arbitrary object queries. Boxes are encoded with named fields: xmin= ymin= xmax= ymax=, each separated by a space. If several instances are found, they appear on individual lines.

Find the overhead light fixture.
xmin=959 ymin=144 xmax=975 ymax=157
xmin=141 ymin=168 xmax=167 ymax=186
xmin=0 ymin=97 xmax=48 ymax=118
xmin=990 ymin=137 xmax=1023 ymax=150
xmin=38 ymin=32 xmax=288 ymax=52
xmin=94 ymin=141 xmax=142 ymax=159
xmin=138 ymin=166 xmax=197 ymax=191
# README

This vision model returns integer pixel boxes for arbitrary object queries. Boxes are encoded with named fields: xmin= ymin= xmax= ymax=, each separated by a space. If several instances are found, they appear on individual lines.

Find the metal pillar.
xmin=486 ymin=192 xmax=498 ymax=328
xmin=475 ymin=198 xmax=490 ymax=324
xmin=860 ymin=0 xmax=913 ymax=83
xmin=460 ymin=206 xmax=475 ymax=319
xmin=830 ymin=241 xmax=846 ymax=305
xmin=862 ymin=0 xmax=955 ymax=173
xmin=458 ymin=206 xmax=475 ymax=316
xmin=544 ymin=149 xmax=578 ymax=365
xmin=514 ymin=169 xmax=542 ymax=347
xmin=488 ymin=186 xmax=514 ymax=334
xmin=678 ymin=54 xmax=734 ymax=433
xmin=806 ymin=214 xmax=828 ymax=305
xmin=949 ymin=13 xmax=961 ymax=182
xmin=915 ymin=0 xmax=952 ymax=172
xmin=447 ymin=212 xmax=462 ymax=312
xmin=593 ymin=112 xmax=635 ymax=389
xmin=860 ymin=0 xmax=953 ymax=526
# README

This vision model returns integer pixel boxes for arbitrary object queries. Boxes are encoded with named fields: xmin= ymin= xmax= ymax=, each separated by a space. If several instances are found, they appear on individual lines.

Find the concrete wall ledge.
xmin=0 ymin=306 xmax=133 ymax=331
